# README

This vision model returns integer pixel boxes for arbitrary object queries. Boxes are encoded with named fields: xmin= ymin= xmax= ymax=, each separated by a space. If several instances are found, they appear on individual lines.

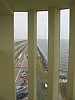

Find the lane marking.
xmin=15 ymin=68 xmax=21 ymax=82
xmin=15 ymin=51 xmax=26 ymax=82
xmin=18 ymin=52 xmax=22 ymax=59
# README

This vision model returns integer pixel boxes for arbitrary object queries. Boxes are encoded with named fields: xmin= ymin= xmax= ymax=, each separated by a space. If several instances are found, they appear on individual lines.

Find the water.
xmin=60 ymin=39 xmax=69 ymax=73
xmin=37 ymin=39 xmax=69 ymax=74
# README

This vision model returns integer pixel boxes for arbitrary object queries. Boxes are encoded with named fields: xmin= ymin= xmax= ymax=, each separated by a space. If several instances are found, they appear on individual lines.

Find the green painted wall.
xmin=0 ymin=15 xmax=15 ymax=100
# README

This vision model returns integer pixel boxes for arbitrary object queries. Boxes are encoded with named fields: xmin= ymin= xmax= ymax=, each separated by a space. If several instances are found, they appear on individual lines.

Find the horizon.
xmin=14 ymin=38 xmax=69 ymax=42
xmin=14 ymin=9 xmax=70 ymax=40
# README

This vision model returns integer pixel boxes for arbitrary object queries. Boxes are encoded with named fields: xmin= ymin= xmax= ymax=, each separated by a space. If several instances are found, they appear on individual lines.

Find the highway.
xmin=14 ymin=40 xmax=28 ymax=100
xmin=14 ymin=41 xmax=28 ymax=64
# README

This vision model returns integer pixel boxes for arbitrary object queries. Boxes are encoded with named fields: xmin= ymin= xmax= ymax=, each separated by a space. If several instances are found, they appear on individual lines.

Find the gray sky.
xmin=60 ymin=9 xmax=69 ymax=39
xmin=37 ymin=11 xmax=48 ymax=39
xmin=14 ymin=9 xmax=69 ymax=40
xmin=14 ymin=12 xmax=28 ymax=40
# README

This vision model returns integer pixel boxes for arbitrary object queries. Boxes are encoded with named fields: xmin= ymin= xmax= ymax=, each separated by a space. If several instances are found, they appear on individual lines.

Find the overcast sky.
xmin=14 ymin=9 xmax=69 ymax=40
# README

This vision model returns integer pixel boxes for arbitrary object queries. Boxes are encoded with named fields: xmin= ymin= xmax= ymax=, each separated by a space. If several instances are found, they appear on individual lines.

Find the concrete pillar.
xmin=0 ymin=15 xmax=15 ymax=100
xmin=28 ymin=9 xmax=37 ymax=100
xmin=48 ymin=7 xmax=60 ymax=100
xmin=66 ymin=3 xmax=75 ymax=100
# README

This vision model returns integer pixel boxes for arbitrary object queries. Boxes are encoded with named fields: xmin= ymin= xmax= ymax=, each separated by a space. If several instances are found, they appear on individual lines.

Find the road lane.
xmin=15 ymin=51 xmax=25 ymax=82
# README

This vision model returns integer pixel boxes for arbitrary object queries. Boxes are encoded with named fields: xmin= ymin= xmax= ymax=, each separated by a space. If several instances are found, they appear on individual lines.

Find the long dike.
xmin=37 ymin=46 xmax=67 ymax=99
xmin=37 ymin=46 xmax=48 ymax=71
xmin=37 ymin=46 xmax=68 ymax=79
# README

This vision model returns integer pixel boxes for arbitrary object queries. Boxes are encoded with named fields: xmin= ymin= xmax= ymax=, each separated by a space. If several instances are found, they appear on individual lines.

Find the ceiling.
xmin=0 ymin=0 xmax=75 ymax=14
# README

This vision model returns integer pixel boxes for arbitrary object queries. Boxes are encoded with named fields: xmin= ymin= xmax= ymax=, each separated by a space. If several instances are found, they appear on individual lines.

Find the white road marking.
xmin=18 ymin=52 xmax=22 ymax=59
xmin=15 ymin=68 xmax=21 ymax=82
xmin=15 ymin=51 xmax=26 ymax=82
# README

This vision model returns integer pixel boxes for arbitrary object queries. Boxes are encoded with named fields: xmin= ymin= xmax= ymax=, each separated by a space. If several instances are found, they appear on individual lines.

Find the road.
xmin=14 ymin=42 xmax=28 ymax=100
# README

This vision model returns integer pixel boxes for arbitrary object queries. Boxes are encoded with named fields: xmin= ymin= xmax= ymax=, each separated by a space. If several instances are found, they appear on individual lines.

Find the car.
xmin=16 ymin=86 xmax=26 ymax=92
xmin=23 ymin=76 xmax=28 ymax=81
xmin=19 ymin=71 xmax=27 ymax=78
xmin=23 ymin=76 xmax=28 ymax=85
xmin=16 ymin=89 xmax=28 ymax=100
xmin=20 ymin=69 xmax=28 ymax=74
xmin=20 ymin=70 xmax=25 ymax=73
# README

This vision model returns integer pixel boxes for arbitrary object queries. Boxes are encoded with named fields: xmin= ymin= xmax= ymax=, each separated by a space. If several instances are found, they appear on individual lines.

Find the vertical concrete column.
xmin=48 ymin=7 xmax=60 ymax=100
xmin=28 ymin=9 xmax=37 ymax=100
xmin=0 ymin=15 xmax=15 ymax=100
xmin=66 ymin=3 xmax=75 ymax=100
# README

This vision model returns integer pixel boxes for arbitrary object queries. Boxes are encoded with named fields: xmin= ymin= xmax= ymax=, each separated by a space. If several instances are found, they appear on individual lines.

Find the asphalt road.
xmin=15 ymin=43 xmax=28 ymax=100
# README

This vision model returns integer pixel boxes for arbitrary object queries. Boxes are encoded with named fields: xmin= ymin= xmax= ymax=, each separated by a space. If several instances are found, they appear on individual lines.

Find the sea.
xmin=37 ymin=39 xmax=69 ymax=75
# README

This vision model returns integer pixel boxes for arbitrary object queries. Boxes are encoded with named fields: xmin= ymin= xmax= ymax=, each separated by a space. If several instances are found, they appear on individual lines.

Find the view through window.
xmin=37 ymin=11 xmax=48 ymax=100
xmin=14 ymin=12 xmax=28 ymax=100
xmin=59 ymin=9 xmax=69 ymax=100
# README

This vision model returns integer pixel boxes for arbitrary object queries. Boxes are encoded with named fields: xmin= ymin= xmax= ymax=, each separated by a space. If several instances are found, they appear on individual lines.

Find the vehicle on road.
xmin=16 ymin=86 xmax=26 ymax=92
xmin=20 ymin=69 xmax=28 ymax=74
xmin=23 ymin=76 xmax=28 ymax=81
xmin=19 ymin=71 xmax=27 ymax=78
xmin=20 ymin=70 xmax=25 ymax=73
xmin=16 ymin=89 xmax=28 ymax=100
xmin=23 ymin=76 xmax=28 ymax=85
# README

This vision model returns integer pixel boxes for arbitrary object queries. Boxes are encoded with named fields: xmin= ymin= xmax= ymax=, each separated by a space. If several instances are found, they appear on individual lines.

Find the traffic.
xmin=14 ymin=40 xmax=28 ymax=100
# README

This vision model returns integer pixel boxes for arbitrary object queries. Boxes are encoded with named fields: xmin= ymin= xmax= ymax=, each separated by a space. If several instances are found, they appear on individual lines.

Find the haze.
xmin=14 ymin=9 xmax=69 ymax=40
